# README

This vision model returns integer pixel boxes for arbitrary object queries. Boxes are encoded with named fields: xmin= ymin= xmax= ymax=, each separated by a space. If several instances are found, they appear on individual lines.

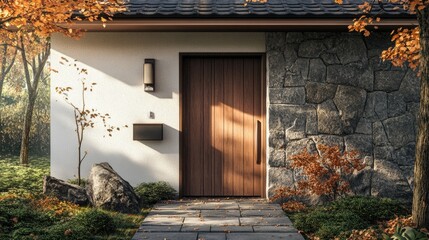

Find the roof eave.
xmin=68 ymin=18 xmax=418 ymax=32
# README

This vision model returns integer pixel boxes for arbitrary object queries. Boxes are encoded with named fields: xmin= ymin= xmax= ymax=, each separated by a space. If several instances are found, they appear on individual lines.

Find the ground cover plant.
xmin=134 ymin=181 xmax=177 ymax=207
xmin=290 ymin=196 xmax=411 ymax=240
xmin=0 ymin=156 xmax=148 ymax=239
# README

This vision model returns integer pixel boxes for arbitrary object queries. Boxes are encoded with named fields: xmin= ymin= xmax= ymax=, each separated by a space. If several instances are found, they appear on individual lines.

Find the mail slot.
xmin=133 ymin=124 xmax=163 ymax=141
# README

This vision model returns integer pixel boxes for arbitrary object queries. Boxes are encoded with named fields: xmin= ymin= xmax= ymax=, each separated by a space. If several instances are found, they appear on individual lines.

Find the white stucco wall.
xmin=51 ymin=32 xmax=265 ymax=190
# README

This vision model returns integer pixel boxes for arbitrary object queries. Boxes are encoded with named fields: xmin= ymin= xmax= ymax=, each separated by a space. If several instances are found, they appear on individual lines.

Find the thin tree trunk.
xmin=19 ymin=40 xmax=50 ymax=165
xmin=19 ymin=93 xmax=36 ymax=165
xmin=413 ymin=7 xmax=429 ymax=229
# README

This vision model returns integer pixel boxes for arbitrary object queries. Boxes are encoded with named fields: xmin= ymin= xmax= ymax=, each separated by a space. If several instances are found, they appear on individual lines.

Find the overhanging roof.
xmin=72 ymin=0 xmax=417 ymax=31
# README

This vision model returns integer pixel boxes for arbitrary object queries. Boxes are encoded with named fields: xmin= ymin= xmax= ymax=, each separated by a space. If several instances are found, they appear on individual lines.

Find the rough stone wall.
xmin=267 ymin=32 xmax=419 ymax=201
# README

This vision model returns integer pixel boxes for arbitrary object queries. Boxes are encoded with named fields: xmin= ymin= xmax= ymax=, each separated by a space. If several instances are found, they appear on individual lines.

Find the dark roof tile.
xmin=117 ymin=0 xmax=412 ymax=18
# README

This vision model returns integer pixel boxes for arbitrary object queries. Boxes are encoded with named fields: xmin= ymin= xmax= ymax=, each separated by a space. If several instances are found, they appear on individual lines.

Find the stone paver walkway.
xmin=132 ymin=199 xmax=304 ymax=240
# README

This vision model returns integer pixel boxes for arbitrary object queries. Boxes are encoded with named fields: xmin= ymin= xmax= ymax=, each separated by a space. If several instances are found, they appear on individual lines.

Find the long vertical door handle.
xmin=255 ymin=120 xmax=261 ymax=165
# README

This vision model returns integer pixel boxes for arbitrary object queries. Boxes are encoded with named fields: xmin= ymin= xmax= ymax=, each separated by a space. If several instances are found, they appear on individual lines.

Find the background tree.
xmin=0 ymin=0 xmax=125 ymax=164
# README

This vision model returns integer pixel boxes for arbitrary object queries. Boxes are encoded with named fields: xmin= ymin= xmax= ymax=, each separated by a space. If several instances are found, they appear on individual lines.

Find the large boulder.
xmin=86 ymin=162 xmax=140 ymax=214
xmin=43 ymin=176 xmax=90 ymax=206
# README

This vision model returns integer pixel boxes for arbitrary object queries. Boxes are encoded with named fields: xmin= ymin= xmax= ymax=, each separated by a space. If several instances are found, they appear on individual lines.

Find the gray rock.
xmin=270 ymin=105 xmax=317 ymax=136
xmin=87 ymin=162 xmax=140 ymax=213
xmin=372 ymin=159 xmax=412 ymax=201
xmin=305 ymin=82 xmax=337 ymax=104
xmin=399 ymin=166 xmax=415 ymax=191
xmin=303 ymin=32 xmax=334 ymax=39
xmin=369 ymin=56 xmax=391 ymax=71
xmin=266 ymin=32 xmax=286 ymax=51
xmin=286 ymin=32 xmax=305 ymax=43
xmin=393 ymin=143 xmax=416 ymax=166
xmin=364 ymin=91 xmax=388 ymax=121
xmin=350 ymin=168 xmax=372 ymax=196
xmin=383 ymin=114 xmax=416 ymax=149
xmin=317 ymin=100 xmax=343 ymax=135
xmin=285 ymin=116 xmax=307 ymax=141
xmin=374 ymin=71 xmax=405 ymax=92
xmin=399 ymin=69 xmax=420 ymax=102
xmin=269 ymin=127 xmax=286 ymax=149
xmin=388 ymin=92 xmax=407 ymax=117
xmin=373 ymin=121 xmax=389 ymax=146
xmin=268 ymin=51 xmax=286 ymax=88
xmin=284 ymin=58 xmax=309 ymax=86
xmin=270 ymin=87 xmax=306 ymax=105
xmin=269 ymin=149 xmax=286 ymax=167
xmin=308 ymin=59 xmax=327 ymax=83
xmin=269 ymin=167 xmax=294 ymax=187
xmin=298 ymin=40 xmax=326 ymax=58
xmin=334 ymin=36 xmax=367 ymax=64
xmin=333 ymin=85 xmax=367 ymax=134
xmin=43 ymin=176 xmax=90 ymax=206
xmin=284 ymin=44 xmax=298 ymax=68
xmin=365 ymin=32 xmax=392 ymax=50
xmin=374 ymin=146 xmax=394 ymax=162
xmin=320 ymin=53 xmax=340 ymax=65
xmin=344 ymin=134 xmax=373 ymax=157
xmin=355 ymin=118 xmax=372 ymax=135
xmin=311 ymin=135 xmax=344 ymax=150
xmin=326 ymin=65 xmax=373 ymax=91
xmin=286 ymin=138 xmax=317 ymax=161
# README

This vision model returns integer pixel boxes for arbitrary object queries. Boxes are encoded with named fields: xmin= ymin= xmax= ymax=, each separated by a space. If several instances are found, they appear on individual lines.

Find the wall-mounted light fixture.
xmin=143 ymin=59 xmax=155 ymax=92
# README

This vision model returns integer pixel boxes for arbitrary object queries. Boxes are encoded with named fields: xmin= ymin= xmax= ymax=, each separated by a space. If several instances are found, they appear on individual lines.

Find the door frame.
xmin=178 ymin=53 xmax=267 ymax=198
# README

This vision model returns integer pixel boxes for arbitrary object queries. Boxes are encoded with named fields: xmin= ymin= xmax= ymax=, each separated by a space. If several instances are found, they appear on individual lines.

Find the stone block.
xmin=284 ymin=58 xmax=308 ymax=86
xmin=393 ymin=143 xmax=416 ymax=166
xmin=239 ymin=217 xmax=293 ymax=226
xmin=333 ymin=85 xmax=367 ymax=134
xmin=305 ymin=82 xmax=337 ymax=104
xmin=344 ymin=134 xmax=373 ymax=156
xmin=321 ymin=53 xmax=340 ymax=65
xmin=374 ymin=71 xmax=405 ymax=92
xmin=298 ymin=40 xmax=326 ymax=57
xmin=383 ymin=114 xmax=415 ymax=149
xmin=373 ymin=121 xmax=389 ymax=146
xmin=270 ymin=87 xmax=306 ymax=105
xmin=308 ymin=59 xmax=327 ymax=82
xmin=267 ymin=51 xmax=286 ymax=88
xmin=286 ymin=138 xmax=317 ymax=161
xmin=317 ymin=100 xmax=343 ymax=135
xmin=227 ymin=233 xmax=305 ymax=240
xmin=268 ymin=167 xmax=294 ymax=187
xmin=372 ymin=159 xmax=412 ymax=201
xmin=364 ymin=91 xmax=388 ymax=121
xmin=311 ymin=135 xmax=344 ymax=150
xmin=286 ymin=32 xmax=305 ymax=43
xmin=374 ymin=146 xmax=394 ymax=161
xmin=399 ymin=69 xmax=420 ymax=102
xmin=327 ymin=65 xmax=373 ymax=91
xmin=334 ymin=36 xmax=367 ymax=64
xmin=387 ymin=92 xmax=407 ymax=119
xmin=269 ymin=127 xmax=285 ymax=149
xmin=269 ymin=149 xmax=286 ymax=167
xmin=132 ymin=232 xmax=198 ymax=240
xmin=355 ymin=118 xmax=372 ymax=134
xmin=266 ymin=32 xmax=286 ymax=51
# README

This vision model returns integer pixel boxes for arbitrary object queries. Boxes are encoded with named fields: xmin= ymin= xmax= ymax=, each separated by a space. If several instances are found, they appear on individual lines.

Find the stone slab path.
xmin=132 ymin=199 xmax=304 ymax=240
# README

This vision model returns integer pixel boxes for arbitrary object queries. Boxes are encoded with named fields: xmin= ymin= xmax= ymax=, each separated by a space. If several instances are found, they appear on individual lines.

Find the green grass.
xmin=0 ymin=156 xmax=50 ymax=194
xmin=0 ymin=156 xmax=146 ymax=239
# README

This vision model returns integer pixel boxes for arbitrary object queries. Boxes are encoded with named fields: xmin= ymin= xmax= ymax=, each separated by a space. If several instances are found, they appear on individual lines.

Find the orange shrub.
xmin=32 ymin=196 xmax=81 ymax=218
xmin=271 ymin=144 xmax=365 ymax=211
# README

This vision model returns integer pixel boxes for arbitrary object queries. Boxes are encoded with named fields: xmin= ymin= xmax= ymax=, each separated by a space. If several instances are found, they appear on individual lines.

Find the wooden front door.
xmin=181 ymin=54 xmax=266 ymax=197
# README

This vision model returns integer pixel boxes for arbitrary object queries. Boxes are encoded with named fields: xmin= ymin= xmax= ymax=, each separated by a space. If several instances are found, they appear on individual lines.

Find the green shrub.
xmin=134 ymin=181 xmax=176 ymax=207
xmin=331 ymin=196 xmax=409 ymax=223
xmin=74 ymin=209 xmax=116 ymax=235
xmin=42 ymin=222 xmax=91 ymax=240
xmin=291 ymin=196 xmax=409 ymax=240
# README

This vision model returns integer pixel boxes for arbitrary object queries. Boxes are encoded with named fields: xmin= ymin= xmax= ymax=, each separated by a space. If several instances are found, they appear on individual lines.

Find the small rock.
xmin=43 ymin=176 xmax=90 ymax=206
xmin=87 ymin=162 xmax=140 ymax=214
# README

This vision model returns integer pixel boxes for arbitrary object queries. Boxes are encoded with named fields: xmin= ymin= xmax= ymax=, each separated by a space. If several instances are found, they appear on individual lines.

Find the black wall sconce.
xmin=133 ymin=124 xmax=163 ymax=141
xmin=144 ymin=59 xmax=155 ymax=92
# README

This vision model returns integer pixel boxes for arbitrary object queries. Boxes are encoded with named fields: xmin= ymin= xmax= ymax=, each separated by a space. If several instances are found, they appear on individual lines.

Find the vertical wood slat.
xmin=233 ymin=58 xmax=244 ymax=196
xmin=213 ymin=57 xmax=224 ymax=196
xmin=253 ymin=57 xmax=262 ymax=196
xmin=243 ymin=57 xmax=255 ymax=196
xmin=223 ymin=57 xmax=234 ymax=196
xmin=203 ymin=57 xmax=212 ymax=195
